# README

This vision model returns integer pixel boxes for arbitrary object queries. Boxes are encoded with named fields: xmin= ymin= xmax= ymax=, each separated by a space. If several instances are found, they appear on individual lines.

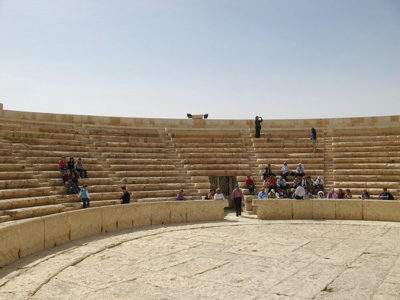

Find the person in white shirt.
xmin=277 ymin=176 xmax=287 ymax=190
xmin=258 ymin=188 xmax=268 ymax=199
xmin=296 ymin=163 xmax=305 ymax=177
xmin=313 ymin=176 xmax=324 ymax=193
xmin=293 ymin=186 xmax=305 ymax=199
xmin=281 ymin=162 xmax=290 ymax=180
xmin=213 ymin=188 xmax=225 ymax=200
xmin=303 ymin=188 xmax=313 ymax=199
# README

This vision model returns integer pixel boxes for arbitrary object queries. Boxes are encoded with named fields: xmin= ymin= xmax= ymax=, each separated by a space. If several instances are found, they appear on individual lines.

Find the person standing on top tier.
xmin=311 ymin=128 xmax=317 ymax=153
xmin=255 ymin=116 xmax=263 ymax=138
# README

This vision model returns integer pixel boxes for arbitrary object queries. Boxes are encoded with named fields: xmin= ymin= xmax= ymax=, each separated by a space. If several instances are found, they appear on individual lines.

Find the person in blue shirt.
xmin=311 ymin=128 xmax=317 ymax=153
xmin=258 ymin=188 xmax=268 ymax=199
xmin=77 ymin=184 xmax=90 ymax=208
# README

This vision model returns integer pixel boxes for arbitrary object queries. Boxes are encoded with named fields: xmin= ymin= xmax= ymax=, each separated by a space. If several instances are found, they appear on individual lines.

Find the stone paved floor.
xmin=0 ymin=212 xmax=399 ymax=300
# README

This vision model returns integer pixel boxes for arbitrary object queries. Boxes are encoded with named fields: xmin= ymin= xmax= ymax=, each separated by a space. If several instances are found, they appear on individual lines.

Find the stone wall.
xmin=0 ymin=200 xmax=228 ymax=267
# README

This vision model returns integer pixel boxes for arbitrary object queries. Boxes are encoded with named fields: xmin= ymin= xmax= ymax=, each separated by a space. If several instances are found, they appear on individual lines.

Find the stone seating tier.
xmin=120 ymin=176 xmax=183 ymax=185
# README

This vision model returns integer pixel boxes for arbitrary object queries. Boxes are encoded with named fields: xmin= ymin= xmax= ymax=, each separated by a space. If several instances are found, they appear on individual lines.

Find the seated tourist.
xmin=71 ymin=172 xmax=80 ymax=192
xmin=303 ymin=188 xmax=313 ymax=199
xmin=379 ymin=188 xmax=394 ymax=200
xmin=283 ymin=189 xmax=292 ymax=199
xmin=317 ymin=191 xmax=325 ymax=199
xmin=277 ymin=176 xmax=287 ymax=190
xmin=213 ymin=188 xmax=225 ymax=200
xmin=58 ymin=156 xmax=67 ymax=175
xmin=67 ymin=157 xmax=75 ymax=172
xmin=276 ymin=188 xmax=284 ymax=198
xmin=75 ymin=158 xmax=88 ymax=178
xmin=245 ymin=175 xmax=255 ymax=195
xmin=327 ymin=189 xmax=337 ymax=199
xmin=258 ymin=188 xmax=268 ymax=199
xmin=176 ymin=189 xmax=185 ymax=201
xmin=295 ymin=163 xmax=305 ymax=177
xmin=313 ymin=176 xmax=324 ymax=193
xmin=306 ymin=176 xmax=313 ymax=191
xmin=281 ymin=162 xmax=290 ymax=180
xmin=207 ymin=188 xmax=216 ymax=200
xmin=292 ymin=177 xmax=300 ymax=189
xmin=263 ymin=164 xmax=275 ymax=181
xmin=300 ymin=176 xmax=308 ymax=188
xmin=268 ymin=189 xmax=277 ymax=199
xmin=337 ymin=188 xmax=345 ymax=199
xmin=120 ymin=186 xmax=131 ymax=203
xmin=361 ymin=189 xmax=370 ymax=200
xmin=62 ymin=169 xmax=79 ymax=194
xmin=267 ymin=175 xmax=277 ymax=192
xmin=344 ymin=189 xmax=352 ymax=199
xmin=293 ymin=185 xmax=306 ymax=199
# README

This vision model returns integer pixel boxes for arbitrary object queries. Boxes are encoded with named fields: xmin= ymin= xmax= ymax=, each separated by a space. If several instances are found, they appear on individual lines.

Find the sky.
xmin=0 ymin=0 xmax=399 ymax=120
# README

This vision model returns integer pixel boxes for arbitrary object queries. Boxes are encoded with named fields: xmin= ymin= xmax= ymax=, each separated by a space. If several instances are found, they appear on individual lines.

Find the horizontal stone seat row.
xmin=109 ymin=165 xmax=176 ymax=172
xmin=252 ymin=139 xmax=320 ymax=146
xmin=168 ymin=131 xmax=241 ymax=138
xmin=332 ymin=140 xmax=400 ymax=148
xmin=254 ymin=147 xmax=320 ymax=154
xmin=52 ymin=185 xmax=119 ymax=195
xmin=0 ymin=122 xmax=79 ymax=134
xmin=0 ymin=195 xmax=58 ymax=210
xmin=59 ymin=192 xmax=121 ymax=202
xmin=6 ymin=149 xmax=97 ymax=159
xmin=173 ymin=142 xmax=245 ymax=148
xmin=176 ymin=148 xmax=246 ymax=154
xmin=47 ymin=178 xmax=113 ymax=187
xmin=101 ymin=152 xmax=170 ymax=159
xmin=184 ymin=164 xmax=250 ymax=171
xmin=332 ymin=157 xmax=400 ymax=164
xmin=256 ymin=163 xmax=324 ymax=170
xmin=1 ymin=130 xmax=76 ymax=140
xmin=105 ymin=158 xmax=175 ymax=165
xmin=186 ymin=170 xmax=248 ymax=177
xmin=333 ymin=174 xmax=400 ymax=182
xmin=96 ymin=146 xmax=167 ymax=153
xmin=120 ymin=176 xmax=183 ymax=185
xmin=255 ymin=152 xmax=324 ymax=159
xmin=136 ymin=197 xmax=176 ymax=203
xmin=0 ymin=172 xmax=34 ymax=180
xmin=127 ymin=183 xmax=186 ymax=192
xmin=331 ymin=152 xmax=400 ymax=158
xmin=130 ymin=189 xmax=180 ymax=199
xmin=0 ymin=187 xmax=51 ymax=200
xmin=4 ymin=204 xmax=66 ymax=220
xmin=170 ymin=137 xmax=244 ymax=143
xmin=332 ymin=164 xmax=400 ymax=170
xmin=114 ymin=170 xmax=181 ymax=177
xmin=181 ymin=158 xmax=250 ymax=165
xmin=332 ymin=146 xmax=400 ymax=152
xmin=328 ymin=128 xmax=400 ymax=136
xmin=0 ymin=179 xmax=40 ymax=189
xmin=327 ymin=187 xmax=398 ymax=197
xmin=237 ymin=175 xmax=324 ymax=182
xmin=256 ymin=158 xmax=325 ymax=165
xmin=331 ymin=136 xmax=400 ymax=142
xmin=33 ymin=164 xmax=105 ymax=172
xmin=177 ymin=152 xmax=249 ymax=159
xmin=0 ymin=157 xmax=18 ymax=164
xmin=257 ymin=132 xmax=313 ymax=138
xmin=332 ymin=181 xmax=399 ymax=189
xmin=85 ymin=128 xmax=160 ymax=137
xmin=39 ymin=170 xmax=111 ymax=179
xmin=0 ymin=164 xmax=26 ymax=171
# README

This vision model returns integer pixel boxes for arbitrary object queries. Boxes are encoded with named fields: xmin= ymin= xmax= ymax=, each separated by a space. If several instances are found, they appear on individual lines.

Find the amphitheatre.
xmin=0 ymin=104 xmax=399 ymax=299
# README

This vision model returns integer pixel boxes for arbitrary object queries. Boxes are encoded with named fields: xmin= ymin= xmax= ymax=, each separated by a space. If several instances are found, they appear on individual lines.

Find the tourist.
xmin=283 ymin=189 xmax=292 ymax=199
xmin=292 ymin=177 xmax=300 ymax=189
xmin=303 ymin=188 xmax=313 ymax=199
xmin=300 ymin=176 xmax=308 ymax=188
xmin=75 ymin=158 xmax=88 ymax=178
xmin=311 ymin=128 xmax=317 ymax=153
xmin=213 ymin=188 xmax=225 ymax=200
xmin=361 ymin=189 xmax=370 ymax=200
xmin=276 ymin=188 xmax=284 ymax=198
xmin=176 ymin=189 xmax=185 ymax=201
xmin=207 ymin=188 xmax=216 ymax=200
xmin=268 ymin=189 xmax=277 ymax=199
xmin=245 ymin=175 xmax=255 ymax=195
xmin=67 ymin=157 xmax=76 ymax=173
xmin=327 ymin=189 xmax=337 ymax=199
xmin=77 ymin=184 xmax=90 ymax=208
xmin=231 ymin=184 xmax=244 ymax=217
xmin=317 ymin=191 xmax=325 ymax=199
xmin=313 ymin=176 xmax=324 ymax=193
xmin=337 ymin=189 xmax=345 ymax=199
xmin=293 ymin=185 xmax=306 ymax=199
xmin=62 ymin=169 xmax=78 ymax=194
xmin=344 ymin=189 xmax=352 ymax=199
xmin=295 ymin=163 xmax=305 ymax=177
xmin=263 ymin=164 xmax=275 ymax=181
xmin=58 ymin=156 xmax=67 ymax=175
xmin=277 ymin=176 xmax=287 ymax=190
xmin=281 ymin=162 xmax=290 ymax=180
xmin=258 ymin=188 xmax=268 ymax=199
xmin=120 ymin=186 xmax=131 ymax=203
xmin=255 ymin=116 xmax=263 ymax=138
xmin=379 ymin=188 xmax=394 ymax=200
xmin=267 ymin=175 xmax=277 ymax=192
xmin=71 ymin=172 xmax=80 ymax=192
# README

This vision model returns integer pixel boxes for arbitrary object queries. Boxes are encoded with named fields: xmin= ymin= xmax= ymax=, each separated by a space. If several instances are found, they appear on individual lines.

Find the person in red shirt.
xmin=58 ymin=156 xmax=67 ymax=175
xmin=245 ymin=175 xmax=255 ymax=195
xmin=267 ymin=175 xmax=277 ymax=192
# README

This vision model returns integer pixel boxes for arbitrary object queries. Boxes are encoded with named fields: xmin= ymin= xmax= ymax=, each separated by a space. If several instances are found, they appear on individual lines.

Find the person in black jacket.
xmin=120 ymin=186 xmax=131 ymax=204
xmin=255 ymin=116 xmax=263 ymax=138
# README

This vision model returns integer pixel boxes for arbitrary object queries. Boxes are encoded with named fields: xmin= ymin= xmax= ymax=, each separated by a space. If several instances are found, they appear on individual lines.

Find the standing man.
xmin=231 ymin=184 xmax=244 ymax=217
xmin=255 ymin=116 xmax=263 ymax=138
xmin=311 ymin=128 xmax=317 ymax=153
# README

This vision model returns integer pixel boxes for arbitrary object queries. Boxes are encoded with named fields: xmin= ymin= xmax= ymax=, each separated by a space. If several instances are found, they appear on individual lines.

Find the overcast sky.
xmin=0 ymin=0 xmax=399 ymax=120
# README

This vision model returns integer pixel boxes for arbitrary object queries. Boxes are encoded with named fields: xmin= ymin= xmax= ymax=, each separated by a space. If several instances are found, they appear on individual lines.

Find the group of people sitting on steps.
xmin=58 ymin=156 xmax=88 ymax=195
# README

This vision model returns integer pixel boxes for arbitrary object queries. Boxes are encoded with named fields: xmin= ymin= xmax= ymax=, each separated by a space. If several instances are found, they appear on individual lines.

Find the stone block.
xmin=187 ymin=200 xmax=228 ymax=222
xmin=18 ymin=218 xmax=45 ymax=259
xmin=363 ymin=200 xmax=400 ymax=222
xmin=293 ymin=200 xmax=313 ymax=219
xmin=0 ymin=222 xmax=22 ymax=266
xmin=336 ymin=199 xmax=362 ymax=220
xmin=151 ymin=202 xmax=171 ymax=225
xmin=170 ymin=202 xmax=187 ymax=223
xmin=133 ymin=203 xmax=152 ymax=228
xmin=44 ymin=213 xmax=71 ymax=248
xmin=101 ymin=205 xmax=122 ymax=233
xmin=69 ymin=208 xmax=102 ymax=241
xmin=254 ymin=199 xmax=293 ymax=220
xmin=313 ymin=200 xmax=336 ymax=220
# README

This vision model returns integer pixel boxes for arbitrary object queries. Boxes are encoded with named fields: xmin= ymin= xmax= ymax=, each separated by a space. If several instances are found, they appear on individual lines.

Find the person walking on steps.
xmin=255 ymin=116 xmax=263 ymax=138
xmin=231 ymin=184 xmax=244 ymax=217
xmin=311 ymin=128 xmax=317 ymax=153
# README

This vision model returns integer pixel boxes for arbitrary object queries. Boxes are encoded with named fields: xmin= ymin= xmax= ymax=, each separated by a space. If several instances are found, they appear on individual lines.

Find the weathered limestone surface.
xmin=0 ymin=200 xmax=228 ymax=267
xmin=0 ymin=215 xmax=399 ymax=300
